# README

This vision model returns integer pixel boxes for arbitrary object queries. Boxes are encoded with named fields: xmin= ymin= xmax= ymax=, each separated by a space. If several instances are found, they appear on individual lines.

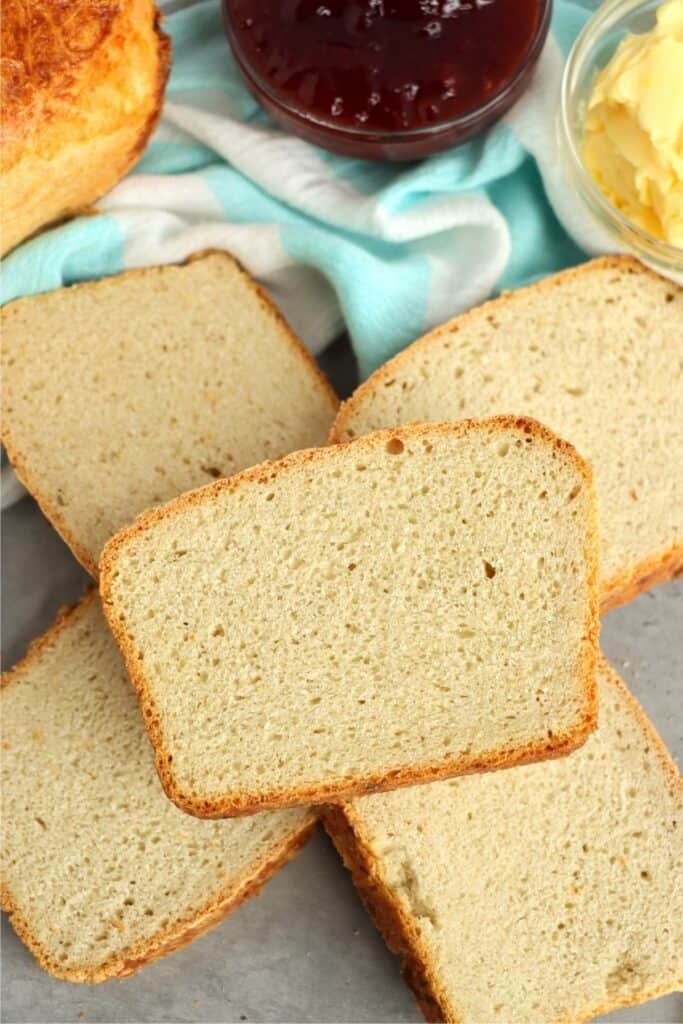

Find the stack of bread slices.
xmin=2 ymin=251 xmax=682 ymax=1022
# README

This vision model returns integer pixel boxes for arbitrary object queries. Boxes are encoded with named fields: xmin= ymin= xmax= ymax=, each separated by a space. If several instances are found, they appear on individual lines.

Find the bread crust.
xmin=0 ymin=592 xmax=316 ymax=983
xmin=0 ymin=250 xmax=339 ymax=579
xmin=321 ymin=655 xmax=683 ymax=1024
xmin=321 ymin=801 xmax=459 ymax=1023
xmin=328 ymin=255 xmax=683 ymax=614
xmin=100 ymin=415 xmax=601 ymax=819
xmin=0 ymin=0 xmax=171 ymax=255
xmin=600 ymin=543 xmax=683 ymax=615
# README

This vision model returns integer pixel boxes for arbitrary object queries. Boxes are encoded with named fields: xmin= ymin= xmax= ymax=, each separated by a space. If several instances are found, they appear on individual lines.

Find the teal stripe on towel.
xmin=1 ymin=217 xmax=124 ymax=306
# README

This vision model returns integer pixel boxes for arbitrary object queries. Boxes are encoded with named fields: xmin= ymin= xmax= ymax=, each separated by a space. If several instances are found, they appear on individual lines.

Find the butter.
xmin=582 ymin=0 xmax=683 ymax=247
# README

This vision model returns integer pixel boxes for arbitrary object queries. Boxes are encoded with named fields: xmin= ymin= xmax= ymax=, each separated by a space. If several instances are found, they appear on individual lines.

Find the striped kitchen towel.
xmin=1 ymin=0 xmax=605 ymax=382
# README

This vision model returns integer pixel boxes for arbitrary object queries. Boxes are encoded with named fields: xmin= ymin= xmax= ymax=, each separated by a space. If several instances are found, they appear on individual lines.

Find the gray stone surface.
xmin=2 ymin=337 xmax=681 ymax=1021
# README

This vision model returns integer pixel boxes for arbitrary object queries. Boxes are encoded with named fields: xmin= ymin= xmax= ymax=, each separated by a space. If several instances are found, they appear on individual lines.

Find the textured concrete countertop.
xmin=2 ymin=341 xmax=681 ymax=1024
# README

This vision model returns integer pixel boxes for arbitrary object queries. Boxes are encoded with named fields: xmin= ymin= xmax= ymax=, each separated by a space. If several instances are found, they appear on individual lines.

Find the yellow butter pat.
xmin=582 ymin=0 xmax=683 ymax=247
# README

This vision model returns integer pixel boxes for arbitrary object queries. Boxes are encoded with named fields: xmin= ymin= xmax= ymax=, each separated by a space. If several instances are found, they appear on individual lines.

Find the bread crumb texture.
xmin=331 ymin=257 xmax=683 ymax=610
xmin=326 ymin=658 xmax=683 ymax=1024
xmin=100 ymin=417 xmax=599 ymax=816
xmin=0 ymin=596 xmax=314 ymax=982
xmin=0 ymin=253 xmax=337 ymax=574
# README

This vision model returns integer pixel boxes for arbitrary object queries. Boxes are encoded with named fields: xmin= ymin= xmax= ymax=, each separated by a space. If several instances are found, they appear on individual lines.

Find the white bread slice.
xmin=100 ymin=417 xmax=600 ymax=818
xmin=0 ymin=594 xmax=314 ymax=983
xmin=330 ymin=257 xmax=683 ymax=613
xmin=0 ymin=252 xmax=337 ymax=577
xmin=323 ymin=656 xmax=683 ymax=1024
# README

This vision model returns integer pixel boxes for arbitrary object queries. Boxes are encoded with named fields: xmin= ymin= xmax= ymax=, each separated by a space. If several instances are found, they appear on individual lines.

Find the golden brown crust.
xmin=0 ymin=818 xmax=315 ymax=984
xmin=100 ymin=415 xmax=600 ymax=819
xmin=600 ymin=544 xmax=683 ymax=615
xmin=2 ymin=0 xmax=118 ymax=142
xmin=603 ymin=660 xmax=683 ymax=805
xmin=151 ymin=723 xmax=595 ymax=821
xmin=0 ymin=593 xmax=316 ymax=983
xmin=328 ymin=255 xmax=683 ymax=613
xmin=0 ymin=0 xmax=171 ymax=254
xmin=0 ymin=250 xmax=339 ymax=580
xmin=0 ymin=588 xmax=99 ymax=690
xmin=322 ymin=655 xmax=683 ymax=1024
xmin=219 ymin=252 xmax=339 ymax=416
xmin=0 ymin=429 xmax=100 ymax=577
xmin=321 ymin=801 xmax=458 ymax=1023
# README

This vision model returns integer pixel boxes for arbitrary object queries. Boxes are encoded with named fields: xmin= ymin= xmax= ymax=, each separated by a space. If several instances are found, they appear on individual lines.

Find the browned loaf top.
xmin=0 ymin=0 xmax=170 ymax=254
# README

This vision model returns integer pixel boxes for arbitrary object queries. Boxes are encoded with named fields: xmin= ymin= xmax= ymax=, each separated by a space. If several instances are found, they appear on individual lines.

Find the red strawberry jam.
xmin=223 ymin=0 xmax=549 ymax=159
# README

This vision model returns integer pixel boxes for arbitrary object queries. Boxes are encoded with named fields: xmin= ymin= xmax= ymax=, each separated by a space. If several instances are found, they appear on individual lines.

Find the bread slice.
xmin=100 ymin=416 xmax=600 ymax=818
xmin=0 ymin=594 xmax=315 ymax=983
xmin=323 ymin=656 xmax=683 ymax=1024
xmin=1 ymin=0 xmax=170 ymax=255
xmin=330 ymin=257 xmax=683 ymax=613
xmin=0 ymin=252 xmax=338 ymax=576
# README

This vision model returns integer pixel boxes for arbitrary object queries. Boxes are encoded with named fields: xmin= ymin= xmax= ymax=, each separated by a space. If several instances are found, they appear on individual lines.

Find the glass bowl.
xmin=559 ymin=0 xmax=683 ymax=277
xmin=223 ymin=0 xmax=552 ymax=162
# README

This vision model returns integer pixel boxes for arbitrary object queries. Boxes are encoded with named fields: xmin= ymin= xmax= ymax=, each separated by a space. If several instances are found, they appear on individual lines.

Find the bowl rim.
xmin=559 ymin=0 xmax=683 ymax=260
xmin=223 ymin=0 xmax=553 ymax=142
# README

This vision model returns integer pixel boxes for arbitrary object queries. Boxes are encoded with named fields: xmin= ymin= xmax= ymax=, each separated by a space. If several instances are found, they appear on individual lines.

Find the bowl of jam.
xmin=223 ymin=0 xmax=552 ymax=161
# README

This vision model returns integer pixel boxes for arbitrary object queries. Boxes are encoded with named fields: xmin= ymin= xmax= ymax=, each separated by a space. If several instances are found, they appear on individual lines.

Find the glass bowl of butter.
xmin=560 ymin=0 xmax=683 ymax=276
